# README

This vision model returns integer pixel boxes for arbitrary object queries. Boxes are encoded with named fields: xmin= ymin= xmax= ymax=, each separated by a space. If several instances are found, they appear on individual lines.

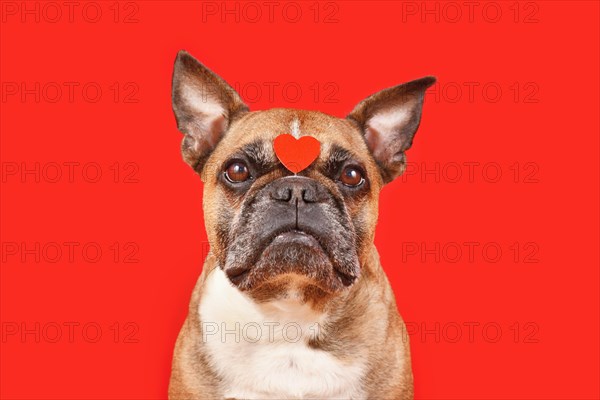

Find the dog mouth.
xmin=225 ymin=228 xmax=357 ymax=289
xmin=225 ymin=229 xmax=324 ymax=284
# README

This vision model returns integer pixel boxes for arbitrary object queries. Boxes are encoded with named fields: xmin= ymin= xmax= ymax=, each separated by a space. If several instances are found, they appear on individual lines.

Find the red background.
xmin=1 ymin=1 xmax=599 ymax=399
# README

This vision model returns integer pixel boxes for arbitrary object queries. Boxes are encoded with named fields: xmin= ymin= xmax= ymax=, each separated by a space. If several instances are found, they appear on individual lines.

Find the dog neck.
xmin=197 ymin=244 xmax=390 ymax=342
xmin=200 ymin=266 xmax=328 ymax=338
xmin=192 ymin=246 xmax=393 ymax=398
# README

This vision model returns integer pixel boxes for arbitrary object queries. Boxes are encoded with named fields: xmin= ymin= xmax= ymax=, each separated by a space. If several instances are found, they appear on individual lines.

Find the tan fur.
xmin=169 ymin=109 xmax=414 ymax=399
xmin=202 ymin=109 xmax=381 ymax=264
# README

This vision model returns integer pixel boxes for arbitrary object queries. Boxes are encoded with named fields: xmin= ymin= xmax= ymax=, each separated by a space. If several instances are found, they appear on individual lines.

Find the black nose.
xmin=269 ymin=176 xmax=327 ymax=204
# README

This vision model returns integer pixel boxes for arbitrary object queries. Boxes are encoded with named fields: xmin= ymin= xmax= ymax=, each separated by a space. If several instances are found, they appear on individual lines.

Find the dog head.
xmin=172 ymin=51 xmax=434 ymax=303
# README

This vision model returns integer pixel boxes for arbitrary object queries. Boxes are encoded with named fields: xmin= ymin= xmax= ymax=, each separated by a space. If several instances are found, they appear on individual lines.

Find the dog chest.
xmin=198 ymin=268 xmax=366 ymax=399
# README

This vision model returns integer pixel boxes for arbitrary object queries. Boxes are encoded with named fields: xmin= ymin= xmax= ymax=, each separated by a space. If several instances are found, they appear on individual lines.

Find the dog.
xmin=168 ymin=50 xmax=435 ymax=399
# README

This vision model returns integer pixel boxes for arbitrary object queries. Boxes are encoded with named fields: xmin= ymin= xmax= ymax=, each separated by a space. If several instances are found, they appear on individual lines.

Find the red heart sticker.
xmin=273 ymin=134 xmax=321 ymax=174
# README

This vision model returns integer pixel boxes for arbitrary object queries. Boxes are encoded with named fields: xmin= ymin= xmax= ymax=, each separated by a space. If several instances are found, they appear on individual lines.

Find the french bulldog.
xmin=168 ymin=50 xmax=435 ymax=399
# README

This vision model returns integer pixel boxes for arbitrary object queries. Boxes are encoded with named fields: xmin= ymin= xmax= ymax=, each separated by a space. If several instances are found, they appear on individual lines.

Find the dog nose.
xmin=269 ymin=176 xmax=327 ymax=204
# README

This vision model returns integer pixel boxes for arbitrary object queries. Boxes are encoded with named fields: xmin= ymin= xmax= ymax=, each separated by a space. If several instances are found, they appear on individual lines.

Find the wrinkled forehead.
xmin=213 ymin=108 xmax=370 ymax=163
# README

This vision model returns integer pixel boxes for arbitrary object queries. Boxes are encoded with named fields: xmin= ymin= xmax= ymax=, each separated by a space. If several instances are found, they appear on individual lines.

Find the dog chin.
xmin=225 ymin=231 xmax=355 ymax=295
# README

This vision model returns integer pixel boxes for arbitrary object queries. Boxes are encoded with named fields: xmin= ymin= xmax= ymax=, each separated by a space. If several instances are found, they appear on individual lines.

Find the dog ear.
xmin=347 ymin=77 xmax=436 ymax=184
xmin=172 ymin=50 xmax=249 ymax=172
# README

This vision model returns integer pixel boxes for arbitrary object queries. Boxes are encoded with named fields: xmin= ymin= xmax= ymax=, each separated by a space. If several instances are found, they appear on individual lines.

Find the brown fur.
xmin=169 ymin=51 xmax=435 ymax=399
xmin=170 ymin=247 xmax=413 ymax=399
xmin=170 ymin=109 xmax=411 ymax=399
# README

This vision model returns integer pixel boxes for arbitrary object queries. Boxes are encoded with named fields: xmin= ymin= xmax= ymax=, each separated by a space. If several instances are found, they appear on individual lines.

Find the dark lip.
xmin=225 ymin=228 xmax=337 ymax=287
xmin=226 ymin=266 xmax=251 ymax=286
xmin=266 ymin=231 xmax=357 ymax=286
xmin=268 ymin=230 xmax=323 ymax=248
xmin=225 ymin=230 xmax=322 ymax=285
xmin=335 ymin=269 xmax=357 ymax=286
xmin=236 ymin=225 xmax=330 ymax=264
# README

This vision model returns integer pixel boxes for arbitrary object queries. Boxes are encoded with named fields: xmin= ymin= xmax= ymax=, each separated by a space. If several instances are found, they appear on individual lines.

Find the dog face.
xmin=201 ymin=109 xmax=378 ymax=300
xmin=172 ymin=51 xmax=434 ymax=303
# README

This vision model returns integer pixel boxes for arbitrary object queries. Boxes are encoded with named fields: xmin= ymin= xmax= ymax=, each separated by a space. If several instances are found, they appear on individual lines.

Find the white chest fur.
xmin=199 ymin=268 xmax=366 ymax=399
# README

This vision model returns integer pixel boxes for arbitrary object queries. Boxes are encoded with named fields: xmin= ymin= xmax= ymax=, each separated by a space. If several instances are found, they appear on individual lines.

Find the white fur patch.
xmin=368 ymin=108 xmax=411 ymax=137
xmin=183 ymin=85 xmax=225 ymax=117
xmin=199 ymin=268 xmax=367 ymax=399
xmin=290 ymin=118 xmax=301 ymax=139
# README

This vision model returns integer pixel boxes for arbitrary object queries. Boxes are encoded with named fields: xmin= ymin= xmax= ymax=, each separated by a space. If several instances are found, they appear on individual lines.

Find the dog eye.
xmin=224 ymin=161 xmax=250 ymax=183
xmin=340 ymin=166 xmax=364 ymax=187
